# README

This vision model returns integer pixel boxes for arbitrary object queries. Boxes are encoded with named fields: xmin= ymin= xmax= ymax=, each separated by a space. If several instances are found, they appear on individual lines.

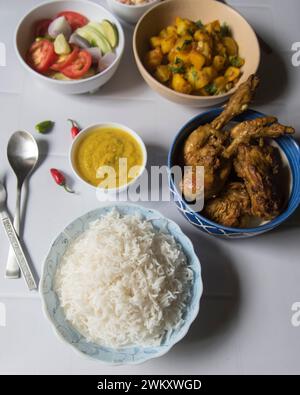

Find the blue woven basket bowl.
xmin=40 ymin=204 xmax=202 ymax=364
xmin=168 ymin=109 xmax=300 ymax=239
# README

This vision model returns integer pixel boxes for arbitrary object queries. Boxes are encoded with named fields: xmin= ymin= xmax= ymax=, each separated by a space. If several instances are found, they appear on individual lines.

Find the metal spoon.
xmin=6 ymin=131 xmax=39 ymax=279
xmin=0 ymin=182 xmax=37 ymax=290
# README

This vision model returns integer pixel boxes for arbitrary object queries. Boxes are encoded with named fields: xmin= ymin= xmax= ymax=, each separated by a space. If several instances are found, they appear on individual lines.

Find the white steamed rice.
xmin=54 ymin=210 xmax=193 ymax=348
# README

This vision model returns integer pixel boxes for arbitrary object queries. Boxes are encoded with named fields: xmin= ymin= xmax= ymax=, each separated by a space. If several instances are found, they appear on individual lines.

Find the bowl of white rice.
xmin=106 ymin=0 xmax=162 ymax=25
xmin=40 ymin=204 xmax=202 ymax=364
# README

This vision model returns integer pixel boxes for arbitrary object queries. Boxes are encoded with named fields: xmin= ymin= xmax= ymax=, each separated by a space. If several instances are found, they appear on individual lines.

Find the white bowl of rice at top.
xmin=106 ymin=0 xmax=162 ymax=25
xmin=40 ymin=204 xmax=202 ymax=364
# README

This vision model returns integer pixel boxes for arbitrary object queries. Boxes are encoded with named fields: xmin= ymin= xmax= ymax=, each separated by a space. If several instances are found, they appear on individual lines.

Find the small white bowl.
xmin=69 ymin=122 xmax=147 ymax=193
xmin=106 ymin=0 xmax=162 ymax=25
xmin=15 ymin=0 xmax=125 ymax=94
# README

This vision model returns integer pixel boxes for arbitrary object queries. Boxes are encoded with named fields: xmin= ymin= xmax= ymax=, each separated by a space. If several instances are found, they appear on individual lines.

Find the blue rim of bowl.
xmin=168 ymin=108 xmax=300 ymax=234
xmin=40 ymin=204 xmax=203 ymax=364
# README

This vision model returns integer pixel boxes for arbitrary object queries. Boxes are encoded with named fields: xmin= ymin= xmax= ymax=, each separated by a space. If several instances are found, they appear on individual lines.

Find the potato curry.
xmin=144 ymin=17 xmax=245 ymax=96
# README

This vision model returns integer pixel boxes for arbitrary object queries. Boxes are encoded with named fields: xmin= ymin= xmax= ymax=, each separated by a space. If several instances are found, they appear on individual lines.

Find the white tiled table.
xmin=0 ymin=0 xmax=299 ymax=375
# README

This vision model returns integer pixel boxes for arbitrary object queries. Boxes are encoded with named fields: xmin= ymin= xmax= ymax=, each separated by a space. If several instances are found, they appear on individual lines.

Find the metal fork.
xmin=0 ymin=181 xmax=37 ymax=290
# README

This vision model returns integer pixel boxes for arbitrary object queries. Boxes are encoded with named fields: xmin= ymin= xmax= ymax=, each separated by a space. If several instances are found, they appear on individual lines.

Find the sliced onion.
xmin=85 ymin=47 xmax=102 ymax=64
xmin=69 ymin=33 xmax=90 ymax=49
xmin=97 ymin=53 xmax=117 ymax=73
xmin=48 ymin=16 xmax=71 ymax=39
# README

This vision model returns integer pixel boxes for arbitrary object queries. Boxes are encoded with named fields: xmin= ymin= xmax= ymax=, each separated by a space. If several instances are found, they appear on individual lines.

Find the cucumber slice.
xmin=103 ymin=20 xmax=119 ymax=49
xmin=51 ymin=72 xmax=71 ymax=81
xmin=77 ymin=25 xmax=112 ymax=54
xmin=90 ymin=20 xmax=118 ymax=49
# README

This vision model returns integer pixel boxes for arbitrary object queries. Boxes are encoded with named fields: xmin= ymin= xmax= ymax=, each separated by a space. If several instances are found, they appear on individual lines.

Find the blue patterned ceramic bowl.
xmin=40 ymin=204 xmax=202 ymax=364
xmin=168 ymin=109 xmax=300 ymax=239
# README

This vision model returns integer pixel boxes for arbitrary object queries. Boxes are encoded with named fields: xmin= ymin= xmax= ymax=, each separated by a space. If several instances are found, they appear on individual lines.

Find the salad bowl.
xmin=15 ymin=0 xmax=125 ymax=94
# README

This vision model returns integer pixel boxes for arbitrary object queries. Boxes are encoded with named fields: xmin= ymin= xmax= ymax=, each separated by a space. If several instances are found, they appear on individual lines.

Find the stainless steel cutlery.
xmin=0 ymin=181 xmax=37 ymax=290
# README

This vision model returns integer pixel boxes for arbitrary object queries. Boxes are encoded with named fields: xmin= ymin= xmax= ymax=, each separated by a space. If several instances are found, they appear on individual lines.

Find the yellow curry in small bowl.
xmin=71 ymin=124 xmax=146 ymax=190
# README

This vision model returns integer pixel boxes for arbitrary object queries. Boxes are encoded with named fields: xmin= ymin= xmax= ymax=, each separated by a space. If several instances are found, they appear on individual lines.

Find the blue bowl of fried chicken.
xmin=168 ymin=75 xmax=300 ymax=238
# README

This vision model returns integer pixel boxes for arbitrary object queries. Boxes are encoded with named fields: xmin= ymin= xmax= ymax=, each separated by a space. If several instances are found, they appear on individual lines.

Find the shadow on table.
xmin=0 ymin=173 xmax=7 ymax=189
xmin=87 ymin=24 xmax=145 ymax=97
xmin=141 ymin=144 xmax=169 ymax=201
xmin=264 ymin=206 xmax=300 ymax=237
xmin=183 ymin=232 xmax=241 ymax=343
xmin=255 ymin=39 xmax=289 ymax=105
xmin=35 ymin=138 xmax=50 ymax=167
xmin=147 ymin=144 xmax=169 ymax=168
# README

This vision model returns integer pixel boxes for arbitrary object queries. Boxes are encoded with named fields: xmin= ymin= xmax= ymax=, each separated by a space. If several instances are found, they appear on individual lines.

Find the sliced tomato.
xmin=27 ymin=40 xmax=57 ymax=73
xmin=61 ymin=50 xmax=92 ymax=79
xmin=56 ymin=11 xmax=89 ymax=30
xmin=50 ymin=46 xmax=80 ymax=71
xmin=35 ymin=19 xmax=52 ymax=37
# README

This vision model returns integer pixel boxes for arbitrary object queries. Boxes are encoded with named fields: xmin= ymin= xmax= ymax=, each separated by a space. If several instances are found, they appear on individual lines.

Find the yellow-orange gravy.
xmin=74 ymin=127 xmax=144 ymax=188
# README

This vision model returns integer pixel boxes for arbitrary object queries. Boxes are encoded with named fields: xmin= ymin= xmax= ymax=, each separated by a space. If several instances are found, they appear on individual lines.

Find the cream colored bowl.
xmin=133 ymin=0 xmax=260 ymax=107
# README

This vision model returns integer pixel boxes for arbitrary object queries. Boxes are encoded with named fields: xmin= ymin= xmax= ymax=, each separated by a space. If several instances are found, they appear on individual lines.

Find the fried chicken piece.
xmin=180 ymin=158 xmax=230 ymax=204
xmin=224 ymin=117 xmax=295 ymax=157
xmin=184 ymin=75 xmax=260 ymax=163
xmin=203 ymin=182 xmax=251 ymax=227
xmin=211 ymin=74 xmax=260 ymax=130
xmin=181 ymin=75 xmax=260 ymax=201
xmin=183 ymin=125 xmax=227 ymax=166
xmin=234 ymin=144 xmax=282 ymax=220
xmin=182 ymin=125 xmax=232 ymax=199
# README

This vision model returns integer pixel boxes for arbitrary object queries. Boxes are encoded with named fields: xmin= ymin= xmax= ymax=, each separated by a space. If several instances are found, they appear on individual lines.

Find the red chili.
xmin=68 ymin=119 xmax=80 ymax=138
xmin=50 ymin=168 xmax=74 ymax=193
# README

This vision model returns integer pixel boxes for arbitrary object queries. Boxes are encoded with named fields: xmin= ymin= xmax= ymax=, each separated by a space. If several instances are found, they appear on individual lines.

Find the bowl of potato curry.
xmin=133 ymin=0 xmax=260 ymax=107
